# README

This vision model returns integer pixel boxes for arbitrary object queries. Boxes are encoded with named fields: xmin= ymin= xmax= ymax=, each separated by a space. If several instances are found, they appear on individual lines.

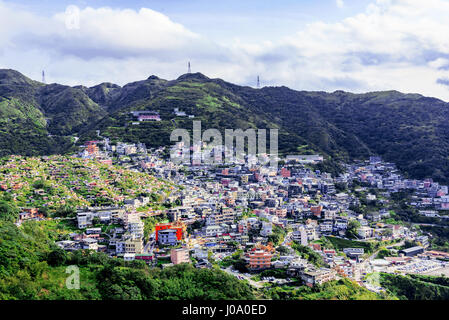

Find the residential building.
xmin=248 ymin=249 xmax=273 ymax=270
xmin=116 ymin=236 xmax=143 ymax=254
xmin=300 ymin=268 xmax=337 ymax=287
xmin=158 ymin=229 xmax=178 ymax=246
xmin=171 ymin=248 xmax=190 ymax=265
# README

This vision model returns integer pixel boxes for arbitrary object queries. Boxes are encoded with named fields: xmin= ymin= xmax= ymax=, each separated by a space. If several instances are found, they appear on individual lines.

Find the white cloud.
xmin=17 ymin=5 xmax=205 ymax=59
xmin=0 ymin=2 xmax=228 ymax=86
xmin=2 ymin=0 xmax=449 ymax=101
xmin=336 ymin=0 xmax=345 ymax=9
xmin=250 ymin=0 xmax=449 ymax=100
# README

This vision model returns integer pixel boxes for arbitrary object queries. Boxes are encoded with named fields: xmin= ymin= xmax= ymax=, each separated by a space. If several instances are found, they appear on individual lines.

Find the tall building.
xmin=123 ymin=213 xmax=144 ymax=238
xmin=248 ymin=248 xmax=273 ymax=270
xmin=158 ymin=229 xmax=178 ymax=246
xmin=85 ymin=141 xmax=99 ymax=155
xmin=171 ymin=248 xmax=190 ymax=265
xmin=116 ymin=236 xmax=143 ymax=254
xmin=292 ymin=227 xmax=308 ymax=246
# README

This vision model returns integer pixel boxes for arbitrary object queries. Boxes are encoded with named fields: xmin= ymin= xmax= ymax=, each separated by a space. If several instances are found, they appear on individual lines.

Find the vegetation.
xmin=291 ymin=241 xmax=326 ymax=267
xmin=325 ymin=236 xmax=375 ymax=253
xmin=380 ymin=273 xmax=449 ymax=300
xmin=4 ymin=69 xmax=449 ymax=183
xmin=259 ymin=268 xmax=289 ymax=279
xmin=267 ymin=225 xmax=287 ymax=246
xmin=0 ymin=200 xmax=19 ymax=222
xmin=0 ymin=69 xmax=104 ymax=157
xmin=0 ymin=155 xmax=176 ymax=214
xmin=376 ymin=247 xmax=395 ymax=259
xmin=345 ymin=220 xmax=361 ymax=239
xmin=263 ymin=278 xmax=384 ymax=300
xmin=0 ymin=219 xmax=255 ymax=300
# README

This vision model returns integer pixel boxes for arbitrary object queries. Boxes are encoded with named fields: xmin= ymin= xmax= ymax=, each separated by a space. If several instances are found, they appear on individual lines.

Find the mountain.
xmin=0 ymin=69 xmax=106 ymax=155
xmin=1 ymin=69 xmax=449 ymax=183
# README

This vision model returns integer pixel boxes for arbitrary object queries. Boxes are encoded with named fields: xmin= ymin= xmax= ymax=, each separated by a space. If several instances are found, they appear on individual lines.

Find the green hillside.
xmin=2 ymin=69 xmax=449 ymax=183
xmin=0 ymin=69 xmax=105 ymax=156
xmin=380 ymin=273 xmax=449 ymax=300
xmin=0 ymin=219 xmax=255 ymax=300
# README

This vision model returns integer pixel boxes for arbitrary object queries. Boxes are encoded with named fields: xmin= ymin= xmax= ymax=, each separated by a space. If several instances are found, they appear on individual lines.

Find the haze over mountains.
xmin=1 ymin=68 xmax=449 ymax=183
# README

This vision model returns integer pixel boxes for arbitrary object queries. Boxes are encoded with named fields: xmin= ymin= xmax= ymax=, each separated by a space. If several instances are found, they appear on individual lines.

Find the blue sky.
xmin=2 ymin=0 xmax=449 ymax=101
xmin=12 ymin=0 xmax=372 ymax=42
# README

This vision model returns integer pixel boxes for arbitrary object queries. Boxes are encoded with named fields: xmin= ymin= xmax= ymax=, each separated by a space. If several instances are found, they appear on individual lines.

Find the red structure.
xmin=138 ymin=114 xmax=161 ymax=121
xmin=280 ymin=167 xmax=291 ymax=178
xmin=155 ymin=223 xmax=184 ymax=241
xmin=135 ymin=254 xmax=153 ymax=262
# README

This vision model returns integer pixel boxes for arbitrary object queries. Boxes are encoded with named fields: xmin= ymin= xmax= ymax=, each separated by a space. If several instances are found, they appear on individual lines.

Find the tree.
xmin=291 ymin=241 xmax=326 ymax=267
xmin=47 ymin=248 xmax=68 ymax=266
xmin=404 ymin=240 xmax=418 ymax=249
xmin=319 ymin=236 xmax=334 ymax=249
xmin=376 ymin=247 xmax=393 ymax=259
xmin=346 ymin=220 xmax=361 ymax=239
xmin=0 ymin=200 xmax=19 ymax=222
xmin=335 ymin=182 xmax=347 ymax=193
xmin=55 ymin=205 xmax=76 ymax=218
xmin=277 ymin=246 xmax=290 ymax=255
xmin=232 ymin=259 xmax=249 ymax=273
xmin=92 ymin=216 xmax=101 ymax=226
xmin=382 ymin=228 xmax=393 ymax=238
xmin=267 ymin=225 xmax=286 ymax=246
xmin=228 ymin=241 xmax=239 ymax=249
xmin=38 ymin=206 xmax=49 ymax=218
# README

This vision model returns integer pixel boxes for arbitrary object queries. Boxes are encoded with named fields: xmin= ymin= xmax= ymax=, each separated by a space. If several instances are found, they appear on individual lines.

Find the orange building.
xmin=310 ymin=205 xmax=323 ymax=216
xmin=85 ymin=141 xmax=99 ymax=155
xmin=18 ymin=208 xmax=43 ymax=222
xmin=87 ymin=144 xmax=99 ymax=155
xmin=248 ymin=248 xmax=273 ymax=270
xmin=275 ymin=208 xmax=287 ymax=218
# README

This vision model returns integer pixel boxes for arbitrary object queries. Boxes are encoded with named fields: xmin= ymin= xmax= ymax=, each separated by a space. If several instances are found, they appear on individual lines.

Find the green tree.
xmin=346 ymin=220 xmax=361 ymax=239
xmin=55 ymin=205 xmax=76 ymax=218
xmin=47 ymin=248 xmax=68 ymax=266
xmin=0 ymin=200 xmax=19 ymax=222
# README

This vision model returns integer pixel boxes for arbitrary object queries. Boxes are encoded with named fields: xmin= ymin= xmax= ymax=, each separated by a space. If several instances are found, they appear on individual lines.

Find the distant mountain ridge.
xmin=1 ymin=69 xmax=449 ymax=183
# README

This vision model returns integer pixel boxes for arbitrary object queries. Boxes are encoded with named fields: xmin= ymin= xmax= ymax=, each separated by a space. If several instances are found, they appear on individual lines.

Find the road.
xmin=280 ymin=231 xmax=295 ymax=253
xmin=144 ymin=232 xmax=156 ymax=254
xmin=356 ymin=239 xmax=405 ymax=292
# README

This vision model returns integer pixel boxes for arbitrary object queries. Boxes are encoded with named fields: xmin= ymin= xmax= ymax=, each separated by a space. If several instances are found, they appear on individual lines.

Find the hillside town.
xmin=4 ymin=136 xmax=449 ymax=293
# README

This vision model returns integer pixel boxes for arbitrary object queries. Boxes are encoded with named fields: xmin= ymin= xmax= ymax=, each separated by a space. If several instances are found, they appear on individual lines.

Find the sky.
xmin=2 ymin=0 xmax=449 ymax=101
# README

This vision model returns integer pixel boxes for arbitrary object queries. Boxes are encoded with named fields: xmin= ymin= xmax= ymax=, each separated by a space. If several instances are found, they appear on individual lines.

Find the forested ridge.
xmin=2 ymin=69 xmax=449 ymax=183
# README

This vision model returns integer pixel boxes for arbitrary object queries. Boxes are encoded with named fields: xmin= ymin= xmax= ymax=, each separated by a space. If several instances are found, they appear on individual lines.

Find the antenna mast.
xmin=188 ymin=62 xmax=191 ymax=74
xmin=42 ymin=70 xmax=46 ymax=84
xmin=257 ymin=75 xmax=260 ymax=88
